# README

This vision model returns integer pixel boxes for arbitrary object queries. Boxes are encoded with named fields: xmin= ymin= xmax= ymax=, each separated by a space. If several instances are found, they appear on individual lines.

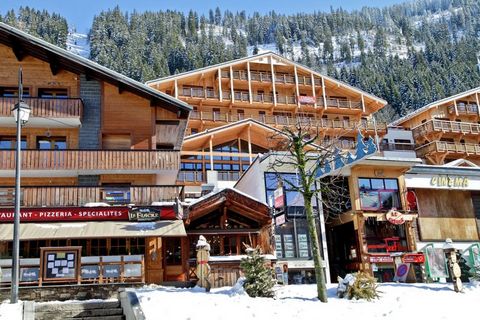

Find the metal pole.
xmin=11 ymin=68 xmax=23 ymax=304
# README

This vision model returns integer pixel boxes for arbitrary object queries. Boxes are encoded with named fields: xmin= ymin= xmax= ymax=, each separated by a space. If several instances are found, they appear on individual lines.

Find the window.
xmin=165 ymin=238 xmax=182 ymax=265
xmin=0 ymin=87 xmax=30 ymax=97
xmin=237 ymin=109 xmax=245 ymax=120
xmin=36 ymin=136 xmax=67 ymax=150
xmin=0 ymin=136 xmax=27 ymax=149
xmin=101 ymin=184 xmax=131 ymax=205
xmin=265 ymin=173 xmax=312 ymax=217
xmin=358 ymin=178 xmax=400 ymax=211
xmin=38 ymin=88 xmax=68 ymax=98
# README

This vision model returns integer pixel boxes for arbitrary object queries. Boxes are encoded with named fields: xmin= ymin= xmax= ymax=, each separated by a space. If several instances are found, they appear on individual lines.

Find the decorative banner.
xmin=297 ymin=96 xmax=316 ymax=105
xmin=0 ymin=207 xmax=129 ymax=223
xmin=385 ymin=208 xmax=405 ymax=225
xmin=402 ymin=253 xmax=425 ymax=264
xmin=393 ymin=263 xmax=411 ymax=282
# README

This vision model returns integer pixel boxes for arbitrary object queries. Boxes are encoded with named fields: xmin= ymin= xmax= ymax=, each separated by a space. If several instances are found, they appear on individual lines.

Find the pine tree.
xmin=240 ymin=247 xmax=275 ymax=298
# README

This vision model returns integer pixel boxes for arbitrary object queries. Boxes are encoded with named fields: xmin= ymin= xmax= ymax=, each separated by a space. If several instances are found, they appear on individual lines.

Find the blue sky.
xmin=1 ymin=0 xmax=407 ymax=33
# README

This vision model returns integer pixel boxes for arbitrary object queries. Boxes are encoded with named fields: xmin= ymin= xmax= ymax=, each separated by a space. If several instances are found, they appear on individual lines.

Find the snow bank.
xmin=135 ymin=282 xmax=480 ymax=320
xmin=0 ymin=301 xmax=22 ymax=320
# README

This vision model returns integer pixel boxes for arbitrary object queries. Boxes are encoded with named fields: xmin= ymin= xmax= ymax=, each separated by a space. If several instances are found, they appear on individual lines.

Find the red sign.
xmin=385 ymin=209 xmax=405 ymax=225
xmin=402 ymin=253 xmax=425 ymax=264
xmin=369 ymin=255 xmax=394 ymax=263
xmin=297 ymin=96 xmax=316 ymax=105
xmin=274 ymin=186 xmax=284 ymax=209
xmin=0 ymin=207 xmax=129 ymax=223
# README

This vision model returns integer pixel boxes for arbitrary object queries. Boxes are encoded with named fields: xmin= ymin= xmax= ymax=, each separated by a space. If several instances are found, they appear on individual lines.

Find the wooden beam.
xmin=270 ymin=56 xmax=277 ymax=107
xmin=247 ymin=124 xmax=253 ymax=164
xmin=230 ymin=66 xmax=235 ymax=103
xmin=454 ymin=99 xmax=458 ymax=116
xmin=218 ymin=68 xmax=223 ymax=102
xmin=174 ymin=79 xmax=178 ymax=99
xmin=10 ymin=38 xmax=25 ymax=61
xmin=294 ymin=65 xmax=300 ymax=108
xmin=209 ymin=136 xmax=214 ymax=169
xmin=311 ymin=73 xmax=317 ymax=108
xmin=321 ymin=76 xmax=327 ymax=110
xmin=247 ymin=61 xmax=253 ymax=104
xmin=361 ymin=94 xmax=366 ymax=113
xmin=118 ymin=82 xmax=125 ymax=94
xmin=476 ymin=93 xmax=480 ymax=116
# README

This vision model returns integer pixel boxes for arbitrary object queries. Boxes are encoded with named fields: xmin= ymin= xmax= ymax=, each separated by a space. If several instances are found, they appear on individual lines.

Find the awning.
xmin=0 ymin=220 xmax=186 ymax=241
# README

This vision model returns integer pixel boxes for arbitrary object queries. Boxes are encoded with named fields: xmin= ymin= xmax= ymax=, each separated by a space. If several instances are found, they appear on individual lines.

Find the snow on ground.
xmin=0 ymin=301 xmax=22 ymax=320
xmin=135 ymin=282 xmax=480 ymax=320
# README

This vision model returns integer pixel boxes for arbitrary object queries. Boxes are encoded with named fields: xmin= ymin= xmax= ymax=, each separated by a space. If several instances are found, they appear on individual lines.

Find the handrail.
xmin=0 ymin=96 xmax=83 ymax=118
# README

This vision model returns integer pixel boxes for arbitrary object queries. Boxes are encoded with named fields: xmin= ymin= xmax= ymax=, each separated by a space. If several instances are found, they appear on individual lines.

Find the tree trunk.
xmin=304 ymin=196 xmax=328 ymax=302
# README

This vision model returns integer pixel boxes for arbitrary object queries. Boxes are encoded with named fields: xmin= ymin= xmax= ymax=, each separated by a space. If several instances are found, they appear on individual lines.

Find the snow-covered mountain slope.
xmin=67 ymin=31 xmax=90 ymax=58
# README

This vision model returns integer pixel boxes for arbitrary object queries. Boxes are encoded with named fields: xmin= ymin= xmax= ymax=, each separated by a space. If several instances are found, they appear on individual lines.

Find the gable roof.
xmin=0 ymin=22 xmax=191 ymax=116
xmin=390 ymin=86 xmax=480 ymax=127
xmin=146 ymin=51 xmax=387 ymax=106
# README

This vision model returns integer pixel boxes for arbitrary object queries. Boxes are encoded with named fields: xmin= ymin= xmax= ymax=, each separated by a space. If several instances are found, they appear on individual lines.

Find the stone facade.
xmin=79 ymin=75 xmax=102 ymax=149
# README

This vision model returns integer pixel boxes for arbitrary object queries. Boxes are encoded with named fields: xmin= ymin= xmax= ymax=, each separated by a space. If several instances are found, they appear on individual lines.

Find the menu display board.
xmin=103 ymin=264 xmax=121 ymax=278
xmin=40 ymin=247 xmax=81 ymax=283
xmin=283 ymin=234 xmax=295 ymax=258
xmin=81 ymin=265 xmax=100 ymax=279
xmin=298 ymin=234 xmax=309 ymax=258
xmin=275 ymin=235 xmax=283 ymax=258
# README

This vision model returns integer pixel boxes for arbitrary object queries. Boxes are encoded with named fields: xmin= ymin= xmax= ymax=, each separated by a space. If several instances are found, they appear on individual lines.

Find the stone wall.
xmin=79 ymin=75 xmax=102 ymax=149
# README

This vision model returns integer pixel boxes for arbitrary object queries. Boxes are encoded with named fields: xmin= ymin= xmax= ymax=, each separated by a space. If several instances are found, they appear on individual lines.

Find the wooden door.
xmin=145 ymin=237 xmax=164 ymax=284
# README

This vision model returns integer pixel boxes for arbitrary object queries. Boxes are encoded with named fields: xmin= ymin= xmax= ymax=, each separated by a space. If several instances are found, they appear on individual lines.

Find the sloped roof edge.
xmin=0 ymin=22 xmax=192 ymax=113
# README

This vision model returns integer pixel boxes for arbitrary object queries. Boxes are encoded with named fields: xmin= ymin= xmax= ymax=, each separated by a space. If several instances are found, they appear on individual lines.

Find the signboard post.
xmin=39 ymin=247 xmax=81 ymax=285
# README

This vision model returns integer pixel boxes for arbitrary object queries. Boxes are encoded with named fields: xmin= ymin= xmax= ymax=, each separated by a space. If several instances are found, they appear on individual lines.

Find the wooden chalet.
xmin=0 ymin=22 xmax=192 ymax=287
xmin=185 ymin=188 xmax=273 ymax=287
xmin=391 ymin=87 xmax=480 ymax=165
xmin=146 ymin=52 xmax=389 ymax=188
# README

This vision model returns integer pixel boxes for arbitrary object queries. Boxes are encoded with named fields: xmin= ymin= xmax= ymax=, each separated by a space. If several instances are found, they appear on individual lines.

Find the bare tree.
xmin=268 ymin=121 xmax=376 ymax=303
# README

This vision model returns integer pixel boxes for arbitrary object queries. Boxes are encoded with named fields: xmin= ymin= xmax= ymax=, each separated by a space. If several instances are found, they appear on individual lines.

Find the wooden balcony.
xmin=0 ymin=185 xmax=183 ymax=207
xmin=0 ymin=97 xmax=83 ymax=128
xmin=0 ymin=149 xmax=180 ymax=174
xmin=412 ymin=119 xmax=480 ymax=141
xmin=416 ymin=141 xmax=480 ymax=159
xmin=189 ymin=111 xmax=386 ymax=131
xmin=447 ymin=103 xmax=479 ymax=115
xmin=317 ymin=97 xmax=363 ymax=110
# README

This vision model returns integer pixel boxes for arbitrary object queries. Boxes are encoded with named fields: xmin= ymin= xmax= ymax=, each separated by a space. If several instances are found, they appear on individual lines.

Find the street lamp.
xmin=10 ymin=67 xmax=30 ymax=304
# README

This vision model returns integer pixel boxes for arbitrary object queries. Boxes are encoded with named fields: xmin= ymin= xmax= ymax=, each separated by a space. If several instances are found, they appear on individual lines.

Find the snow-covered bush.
xmin=240 ymin=247 xmax=275 ymax=298
xmin=471 ymin=265 xmax=480 ymax=281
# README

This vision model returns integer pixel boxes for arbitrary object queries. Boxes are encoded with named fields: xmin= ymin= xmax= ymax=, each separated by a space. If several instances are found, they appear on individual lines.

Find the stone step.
xmin=35 ymin=300 xmax=120 ymax=312
xmin=38 ymin=315 xmax=124 ymax=320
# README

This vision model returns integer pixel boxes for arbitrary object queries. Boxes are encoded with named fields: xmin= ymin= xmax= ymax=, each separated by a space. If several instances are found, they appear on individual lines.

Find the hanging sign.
xmin=385 ymin=208 xmax=405 ymax=225
xmin=274 ymin=186 xmax=284 ymax=210
xmin=402 ymin=253 xmax=425 ymax=264
xmin=297 ymin=96 xmax=316 ymax=105
xmin=275 ymin=213 xmax=286 ymax=226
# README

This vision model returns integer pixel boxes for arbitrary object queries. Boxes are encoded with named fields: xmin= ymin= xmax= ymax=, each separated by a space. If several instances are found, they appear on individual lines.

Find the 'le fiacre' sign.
xmin=430 ymin=175 xmax=468 ymax=188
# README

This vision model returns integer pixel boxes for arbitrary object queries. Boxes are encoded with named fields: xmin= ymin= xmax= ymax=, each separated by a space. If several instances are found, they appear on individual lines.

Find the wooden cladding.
xmin=0 ymin=97 xmax=82 ymax=118
xmin=0 ymin=149 xmax=180 ymax=171
xmin=0 ymin=185 xmax=183 ymax=207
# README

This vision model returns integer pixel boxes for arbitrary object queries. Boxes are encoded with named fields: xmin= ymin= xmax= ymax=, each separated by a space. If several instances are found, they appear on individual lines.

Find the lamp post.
xmin=10 ymin=67 xmax=30 ymax=304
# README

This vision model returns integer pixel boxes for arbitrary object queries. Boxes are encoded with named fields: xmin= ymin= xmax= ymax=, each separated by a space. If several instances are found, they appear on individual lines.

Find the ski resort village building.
xmin=0 ymin=22 xmax=193 ymax=286
xmin=147 ymin=53 xmax=426 ymax=284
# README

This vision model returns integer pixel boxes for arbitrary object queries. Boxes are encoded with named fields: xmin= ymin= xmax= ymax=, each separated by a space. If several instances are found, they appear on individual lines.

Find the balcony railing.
xmin=0 ymin=185 xmax=183 ymax=207
xmin=0 ymin=97 xmax=83 ymax=118
xmin=416 ymin=141 xmax=480 ymax=158
xmin=0 ymin=149 xmax=179 ymax=171
xmin=181 ymin=87 xmax=218 ymax=99
xmin=250 ymin=71 xmax=272 ymax=82
xmin=317 ymin=98 xmax=363 ymax=110
xmin=189 ymin=111 xmax=386 ymax=131
xmin=380 ymin=143 xmax=415 ymax=152
xmin=447 ymin=103 xmax=479 ymax=115
xmin=412 ymin=119 xmax=480 ymax=140
xmin=275 ymin=73 xmax=295 ymax=84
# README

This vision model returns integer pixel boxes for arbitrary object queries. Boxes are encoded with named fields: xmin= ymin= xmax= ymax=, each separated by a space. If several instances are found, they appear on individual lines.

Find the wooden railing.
xmin=0 ymin=149 xmax=180 ymax=171
xmin=181 ymin=87 xmax=218 ymax=99
xmin=0 ymin=185 xmax=183 ymax=207
xmin=0 ymin=97 xmax=83 ymax=118
xmin=412 ymin=119 xmax=480 ymax=140
xmin=189 ymin=111 xmax=386 ymax=131
xmin=416 ymin=141 xmax=480 ymax=158
xmin=447 ymin=103 xmax=479 ymax=115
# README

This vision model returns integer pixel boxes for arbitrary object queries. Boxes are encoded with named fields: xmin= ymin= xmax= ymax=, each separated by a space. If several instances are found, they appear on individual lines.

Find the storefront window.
xmin=90 ymin=239 xmax=108 ymax=256
xmin=358 ymin=178 xmax=400 ymax=211
xmin=165 ymin=238 xmax=182 ymax=265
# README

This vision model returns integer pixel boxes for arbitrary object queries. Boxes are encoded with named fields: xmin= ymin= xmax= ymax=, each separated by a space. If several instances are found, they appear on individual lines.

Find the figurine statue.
xmin=196 ymin=235 xmax=211 ymax=292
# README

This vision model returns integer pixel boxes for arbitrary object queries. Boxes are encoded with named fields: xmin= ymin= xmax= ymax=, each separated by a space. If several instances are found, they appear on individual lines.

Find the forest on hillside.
xmin=2 ymin=0 xmax=480 ymax=120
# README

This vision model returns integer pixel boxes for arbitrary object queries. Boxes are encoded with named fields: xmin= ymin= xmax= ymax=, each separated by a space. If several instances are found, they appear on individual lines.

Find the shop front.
xmin=0 ymin=205 xmax=186 ymax=287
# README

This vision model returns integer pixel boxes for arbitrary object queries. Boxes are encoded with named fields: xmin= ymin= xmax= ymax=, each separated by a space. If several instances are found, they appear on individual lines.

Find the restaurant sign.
xmin=385 ymin=208 xmax=406 ymax=225
xmin=0 ymin=207 xmax=129 ymax=223
xmin=128 ymin=207 xmax=161 ymax=222
xmin=369 ymin=255 xmax=394 ymax=263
